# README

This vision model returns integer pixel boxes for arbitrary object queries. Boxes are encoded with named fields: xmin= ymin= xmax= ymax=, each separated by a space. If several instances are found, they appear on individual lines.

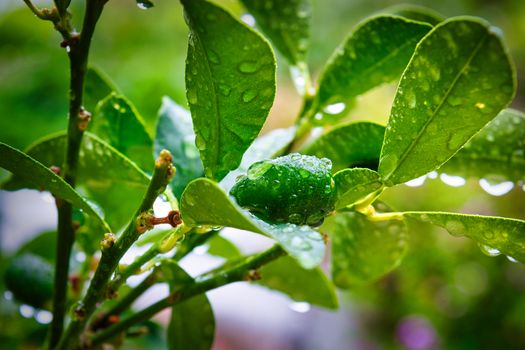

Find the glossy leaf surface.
xmin=162 ymin=261 xmax=215 ymax=350
xmin=407 ymin=212 xmax=525 ymax=263
xmin=333 ymin=168 xmax=383 ymax=210
xmin=181 ymin=178 xmax=325 ymax=269
xmin=0 ymin=142 xmax=110 ymax=232
xmin=91 ymin=94 xmax=153 ymax=171
xmin=379 ymin=17 xmax=516 ymax=186
xmin=258 ymin=256 xmax=338 ymax=309
xmin=317 ymin=16 xmax=432 ymax=107
xmin=440 ymin=108 xmax=525 ymax=182
xmin=155 ymin=97 xmax=203 ymax=197
xmin=302 ymin=122 xmax=385 ymax=172
xmin=3 ymin=132 xmax=149 ymax=229
xmin=240 ymin=0 xmax=311 ymax=64
xmin=324 ymin=202 xmax=408 ymax=287
xmin=182 ymin=0 xmax=276 ymax=180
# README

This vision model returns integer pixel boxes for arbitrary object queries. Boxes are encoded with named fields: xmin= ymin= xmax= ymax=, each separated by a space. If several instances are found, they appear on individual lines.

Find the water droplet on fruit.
xmin=323 ymin=102 xmax=346 ymax=115
xmin=240 ymin=13 xmax=256 ymax=27
xmin=137 ymin=0 xmax=153 ymax=10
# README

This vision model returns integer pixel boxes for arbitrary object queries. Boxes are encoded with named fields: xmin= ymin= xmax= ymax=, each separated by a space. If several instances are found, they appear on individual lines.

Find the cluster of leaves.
xmin=1 ymin=0 xmax=524 ymax=348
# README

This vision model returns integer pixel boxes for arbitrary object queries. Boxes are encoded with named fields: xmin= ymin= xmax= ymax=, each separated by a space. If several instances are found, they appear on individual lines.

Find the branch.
xmin=49 ymin=0 xmax=107 ymax=347
xmin=90 ymin=245 xmax=286 ymax=346
xmin=56 ymin=150 xmax=174 ymax=350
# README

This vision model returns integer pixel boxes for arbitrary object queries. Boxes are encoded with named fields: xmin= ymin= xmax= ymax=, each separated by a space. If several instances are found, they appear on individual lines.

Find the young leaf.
xmin=239 ymin=0 xmax=311 ymax=65
xmin=257 ymin=256 xmax=338 ymax=309
xmin=333 ymin=168 xmax=383 ymax=210
xmin=440 ymin=108 xmax=525 ymax=182
xmin=181 ymin=178 xmax=325 ymax=269
xmin=90 ymin=93 xmax=154 ymax=171
xmin=162 ymin=261 xmax=215 ymax=350
xmin=324 ymin=202 xmax=408 ymax=287
xmin=379 ymin=17 xmax=517 ymax=186
xmin=220 ymin=126 xmax=295 ymax=192
xmin=155 ymin=97 xmax=203 ymax=197
xmin=380 ymin=4 xmax=444 ymax=26
xmin=316 ymin=16 xmax=432 ymax=107
xmin=182 ymin=0 xmax=276 ymax=181
xmin=84 ymin=66 xmax=118 ymax=113
xmin=0 ymin=142 xmax=110 ymax=232
xmin=302 ymin=122 xmax=385 ymax=172
xmin=3 ymin=132 xmax=149 ymax=229
xmin=406 ymin=212 xmax=525 ymax=263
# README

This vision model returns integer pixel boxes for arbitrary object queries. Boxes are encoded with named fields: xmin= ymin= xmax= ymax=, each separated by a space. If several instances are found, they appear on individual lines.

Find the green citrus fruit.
xmin=230 ymin=153 xmax=336 ymax=226
xmin=4 ymin=253 xmax=53 ymax=308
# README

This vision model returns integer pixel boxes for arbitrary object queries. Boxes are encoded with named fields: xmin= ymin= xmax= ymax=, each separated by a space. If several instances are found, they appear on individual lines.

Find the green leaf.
xmin=258 ymin=256 xmax=338 ymax=309
xmin=302 ymin=122 xmax=385 ymax=172
xmin=181 ymin=178 xmax=325 ymax=269
xmin=239 ymin=0 xmax=311 ymax=65
xmin=0 ymin=142 xmax=111 ymax=232
xmin=220 ymin=126 xmax=296 ymax=192
xmin=324 ymin=202 xmax=408 ymax=287
xmin=316 ymin=16 xmax=432 ymax=107
xmin=440 ymin=108 xmax=525 ymax=182
xmin=207 ymin=234 xmax=241 ymax=259
xmin=406 ymin=212 xmax=525 ymax=263
xmin=380 ymin=4 xmax=444 ymax=26
xmin=162 ymin=261 xmax=215 ymax=350
xmin=378 ymin=17 xmax=517 ymax=186
xmin=90 ymin=93 xmax=154 ymax=171
xmin=333 ymin=168 xmax=383 ymax=210
xmin=2 ymin=132 xmax=149 ymax=230
xmin=182 ymin=0 xmax=276 ymax=181
xmin=155 ymin=97 xmax=203 ymax=197
xmin=84 ymin=66 xmax=118 ymax=113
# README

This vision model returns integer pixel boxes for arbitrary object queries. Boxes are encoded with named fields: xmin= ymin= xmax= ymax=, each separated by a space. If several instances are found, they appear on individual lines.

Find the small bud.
xmin=72 ymin=303 xmax=87 ymax=321
xmin=50 ymin=165 xmax=61 ymax=175
xmin=244 ymin=269 xmax=262 ymax=281
xmin=100 ymin=233 xmax=116 ymax=251
xmin=78 ymin=107 xmax=92 ymax=131
xmin=136 ymin=212 xmax=154 ymax=234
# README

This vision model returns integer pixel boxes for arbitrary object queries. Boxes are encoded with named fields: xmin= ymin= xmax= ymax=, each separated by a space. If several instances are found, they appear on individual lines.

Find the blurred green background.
xmin=1 ymin=0 xmax=524 ymax=349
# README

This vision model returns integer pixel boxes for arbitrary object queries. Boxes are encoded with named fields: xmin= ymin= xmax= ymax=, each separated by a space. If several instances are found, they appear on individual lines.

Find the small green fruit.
xmin=4 ymin=253 xmax=54 ymax=308
xmin=230 ymin=153 xmax=336 ymax=225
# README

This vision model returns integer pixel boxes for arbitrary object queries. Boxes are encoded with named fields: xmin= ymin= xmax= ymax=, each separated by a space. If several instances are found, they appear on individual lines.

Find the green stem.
xmin=108 ymin=225 xmax=187 ymax=294
xmin=56 ymin=150 xmax=174 ymax=350
xmin=46 ymin=0 xmax=106 ymax=347
xmin=90 ymin=245 xmax=286 ymax=346
xmin=90 ymin=271 xmax=160 ymax=332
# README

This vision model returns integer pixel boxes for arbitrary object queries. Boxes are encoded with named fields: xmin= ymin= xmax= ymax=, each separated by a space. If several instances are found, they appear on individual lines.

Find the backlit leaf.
xmin=380 ymin=4 xmax=444 ymax=26
xmin=182 ymin=0 xmax=276 ymax=180
xmin=240 ymin=0 xmax=311 ymax=65
xmin=316 ymin=16 xmax=432 ymax=107
xmin=406 ymin=212 xmax=525 ymax=263
xmin=379 ymin=17 xmax=516 ymax=186
xmin=440 ymin=108 xmax=525 ymax=182
xmin=324 ymin=202 xmax=408 ymax=287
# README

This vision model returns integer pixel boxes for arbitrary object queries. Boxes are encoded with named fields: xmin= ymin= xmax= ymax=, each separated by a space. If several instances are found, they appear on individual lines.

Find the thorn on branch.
xmin=100 ymin=233 xmax=116 ymax=251
xmin=149 ymin=210 xmax=182 ymax=227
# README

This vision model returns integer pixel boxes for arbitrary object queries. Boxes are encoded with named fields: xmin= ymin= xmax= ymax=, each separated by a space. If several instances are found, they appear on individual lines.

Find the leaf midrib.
xmin=383 ymin=29 xmax=490 ymax=182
